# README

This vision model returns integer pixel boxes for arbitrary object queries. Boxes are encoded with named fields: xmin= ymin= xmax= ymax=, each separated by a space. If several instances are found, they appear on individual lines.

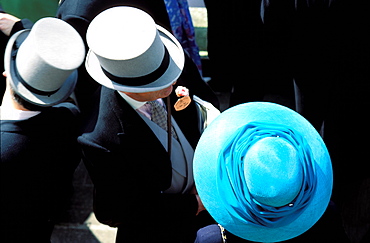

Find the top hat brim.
xmin=4 ymin=29 xmax=78 ymax=107
xmin=85 ymin=25 xmax=184 ymax=93
xmin=193 ymin=102 xmax=333 ymax=242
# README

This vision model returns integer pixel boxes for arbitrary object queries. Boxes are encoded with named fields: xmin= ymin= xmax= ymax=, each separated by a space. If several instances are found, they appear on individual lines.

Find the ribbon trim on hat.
xmin=217 ymin=122 xmax=317 ymax=228
xmin=101 ymin=45 xmax=170 ymax=86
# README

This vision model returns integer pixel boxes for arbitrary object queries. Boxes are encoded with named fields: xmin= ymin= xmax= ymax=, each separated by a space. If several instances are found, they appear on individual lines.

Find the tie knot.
xmin=148 ymin=100 xmax=166 ymax=116
xmin=148 ymin=100 xmax=164 ymax=109
xmin=147 ymin=100 xmax=167 ymax=127
xmin=147 ymin=100 xmax=178 ymax=140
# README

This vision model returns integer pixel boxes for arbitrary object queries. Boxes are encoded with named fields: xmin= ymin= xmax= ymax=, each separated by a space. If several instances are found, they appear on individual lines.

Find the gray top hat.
xmin=4 ymin=17 xmax=85 ymax=107
xmin=85 ymin=6 xmax=185 ymax=93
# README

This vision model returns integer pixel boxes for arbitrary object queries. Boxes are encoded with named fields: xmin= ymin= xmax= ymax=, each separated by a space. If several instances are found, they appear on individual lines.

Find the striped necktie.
xmin=148 ymin=100 xmax=178 ymax=140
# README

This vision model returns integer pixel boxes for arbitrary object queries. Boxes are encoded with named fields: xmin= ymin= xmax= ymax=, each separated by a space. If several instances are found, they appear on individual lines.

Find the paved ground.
xmin=50 ymin=161 xmax=117 ymax=243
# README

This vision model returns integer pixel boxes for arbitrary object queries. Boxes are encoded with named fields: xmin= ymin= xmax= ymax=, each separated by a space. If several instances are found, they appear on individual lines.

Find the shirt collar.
xmin=117 ymin=91 xmax=146 ymax=110
xmin=0 ymin=105 xmax=40 ymax=120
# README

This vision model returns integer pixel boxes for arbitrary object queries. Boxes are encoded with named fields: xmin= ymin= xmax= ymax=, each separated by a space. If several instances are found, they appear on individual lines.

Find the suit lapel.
xmin=102 ymin=87 xmax=172 ymax=190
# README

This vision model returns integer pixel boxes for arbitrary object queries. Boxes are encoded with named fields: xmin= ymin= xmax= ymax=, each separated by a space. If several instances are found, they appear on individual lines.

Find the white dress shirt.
xmin=117 ymin=91 xmax=165 ymax=119
xmin=0 ymin=104 xmax=40 ymax=121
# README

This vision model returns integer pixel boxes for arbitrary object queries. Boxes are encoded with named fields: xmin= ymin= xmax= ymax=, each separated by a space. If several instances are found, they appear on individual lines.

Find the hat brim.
xmin=4 ymin=29 xmax=78 ymax=107
xmin=85 ymin=25 xmax=184 ymax=93
xmin=193 ymin=102 xmax=333 ymax=242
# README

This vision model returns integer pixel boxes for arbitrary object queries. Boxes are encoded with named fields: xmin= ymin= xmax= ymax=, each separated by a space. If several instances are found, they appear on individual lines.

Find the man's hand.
xmin=0 ymin=13 xmax=20 ymax=36
xmin=190 ymin=186 xmax=206 ymax=215
xmin=195 ymin=194 xmax=206 ymax=215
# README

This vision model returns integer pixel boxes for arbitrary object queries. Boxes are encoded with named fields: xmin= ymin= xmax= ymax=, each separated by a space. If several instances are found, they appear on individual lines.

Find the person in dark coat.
xmin=56 ymin=0 xmax=172 ymax=40
xmin=323 ymin=1 xmax=370 ymax=242
xmin=56 ymin=0 xmax=173 ymax=113
xmin=78 ymin=7 xmax=219 ymax=242
xmin=0 ymin=17 xmax=85 ymax=242
xmin=56 ymin=0 xmax=218 ymax=115
xmin=204 ymin=0 xmax=267 ymax=107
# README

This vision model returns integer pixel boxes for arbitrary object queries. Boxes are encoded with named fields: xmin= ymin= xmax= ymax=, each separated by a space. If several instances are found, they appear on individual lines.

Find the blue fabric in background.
xmin=164 ymin=0 xmax=202 ymax=75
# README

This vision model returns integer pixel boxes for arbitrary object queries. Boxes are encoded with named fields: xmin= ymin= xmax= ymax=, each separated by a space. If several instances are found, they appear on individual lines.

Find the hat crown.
xmin=86 ymin=7 xmax=165 ymax=78
xmin=85 ymin=6 xmax=184 ymax=93
xmin=15 ymin=17 xmax=85 ymax=92
xmin=244 ymin=137 xmax=303 ymax=207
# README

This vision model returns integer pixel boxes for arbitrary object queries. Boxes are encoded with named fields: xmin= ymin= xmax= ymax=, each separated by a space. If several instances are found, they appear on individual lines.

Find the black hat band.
xmin=101 ymin=45 xmax=170 ymax=87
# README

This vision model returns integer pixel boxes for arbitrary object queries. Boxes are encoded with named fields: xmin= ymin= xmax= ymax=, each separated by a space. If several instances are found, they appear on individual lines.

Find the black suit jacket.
xmin=0 ymin=104 xmax=81 ymax=242
xmin=78 ymin=69 xmax=218 ymax=242
xmin=79 ymin=87 xmax=195 ymax=242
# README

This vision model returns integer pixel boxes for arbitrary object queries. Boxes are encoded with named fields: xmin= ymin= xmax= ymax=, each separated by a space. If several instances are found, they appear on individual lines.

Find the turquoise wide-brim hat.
xmin=193 ymin=102 xmax=333 ymax=242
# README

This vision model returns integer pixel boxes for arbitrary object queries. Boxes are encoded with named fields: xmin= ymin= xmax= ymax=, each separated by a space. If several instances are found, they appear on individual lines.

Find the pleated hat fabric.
xmin=193 ymin=102 xmax=333 ymax=242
